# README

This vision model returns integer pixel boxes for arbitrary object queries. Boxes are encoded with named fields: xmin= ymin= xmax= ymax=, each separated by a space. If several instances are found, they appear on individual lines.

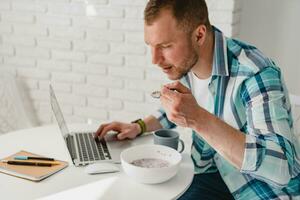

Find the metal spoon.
xmin=151 ymin=91 xmax=161 ymax=99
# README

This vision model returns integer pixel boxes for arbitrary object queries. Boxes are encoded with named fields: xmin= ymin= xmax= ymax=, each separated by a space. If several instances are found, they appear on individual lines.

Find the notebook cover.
xmin=0 ymin=150 xmax=68 ymax=182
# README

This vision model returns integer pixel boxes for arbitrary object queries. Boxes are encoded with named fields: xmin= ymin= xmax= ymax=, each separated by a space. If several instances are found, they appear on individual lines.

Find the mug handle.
xmin=178 ymin=139 xmax=185 ymax=153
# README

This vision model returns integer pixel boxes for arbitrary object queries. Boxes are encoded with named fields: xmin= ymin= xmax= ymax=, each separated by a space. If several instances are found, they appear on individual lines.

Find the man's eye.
xmin=161 ymin=45 xmax=171 ymax=49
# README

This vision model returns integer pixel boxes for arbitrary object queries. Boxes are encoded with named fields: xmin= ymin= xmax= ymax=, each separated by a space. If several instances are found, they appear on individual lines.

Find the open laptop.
xmin=49 ymin=85 xmax=121 ymax=166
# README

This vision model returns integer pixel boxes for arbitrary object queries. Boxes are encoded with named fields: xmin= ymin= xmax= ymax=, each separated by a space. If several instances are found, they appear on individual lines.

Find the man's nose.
xmin=151 ymin=47 xmax=163 ymax=65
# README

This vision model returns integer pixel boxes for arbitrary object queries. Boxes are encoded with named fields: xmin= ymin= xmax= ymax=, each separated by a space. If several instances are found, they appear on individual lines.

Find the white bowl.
xmin=121 ymin=144 xmax=182 ymax=184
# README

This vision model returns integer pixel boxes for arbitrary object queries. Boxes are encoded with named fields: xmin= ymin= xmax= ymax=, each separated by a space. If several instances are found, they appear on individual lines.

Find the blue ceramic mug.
xmin=153 ymin=129 xmax=185 ymax=153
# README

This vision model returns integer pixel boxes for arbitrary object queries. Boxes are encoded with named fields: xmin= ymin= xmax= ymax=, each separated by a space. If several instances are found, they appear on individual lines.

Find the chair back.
xmin=0 ymin=73 xmax=38 ymax=134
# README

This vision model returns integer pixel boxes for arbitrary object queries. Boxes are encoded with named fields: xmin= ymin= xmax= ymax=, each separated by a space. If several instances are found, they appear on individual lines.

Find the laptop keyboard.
xmin=72 ymin=132 xmax=111 ymax=162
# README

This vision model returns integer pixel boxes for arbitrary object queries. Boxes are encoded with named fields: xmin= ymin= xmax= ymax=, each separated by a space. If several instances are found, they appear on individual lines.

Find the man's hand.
xmin=160 ymin=81 xmax=203 ymax=128
xmin=94 ymin=121 xmax=141 ymax=140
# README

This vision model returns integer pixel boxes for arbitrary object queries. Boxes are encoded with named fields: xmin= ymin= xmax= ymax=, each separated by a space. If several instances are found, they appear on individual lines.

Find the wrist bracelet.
xmin=131 ymin=118 xmax=146 ymax=136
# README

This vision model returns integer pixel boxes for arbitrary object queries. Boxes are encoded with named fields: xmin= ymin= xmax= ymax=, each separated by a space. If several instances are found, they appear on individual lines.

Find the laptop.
xmin=49 ymin=85 xmax=121 ymax=166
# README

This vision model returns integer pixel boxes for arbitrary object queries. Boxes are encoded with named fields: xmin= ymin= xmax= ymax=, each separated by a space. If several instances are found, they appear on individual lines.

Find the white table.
xmin=0 ymin=124 xmax=194 ymax=200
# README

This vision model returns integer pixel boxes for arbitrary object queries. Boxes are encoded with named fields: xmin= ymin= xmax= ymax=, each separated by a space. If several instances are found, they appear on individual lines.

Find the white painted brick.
xmin=125 ymin=32 xmax=144 ymax=44
xmin=88 ymin=54 xmax=123 ymax=66
xmin=57 ymin=104 xmax=73 ymax=115
xmin=108 ymin=67 xmax=144 ymax=79
xmin=72 ymin=16 xmax=108 ymax=29
xmin=72 ymin=63 xmax=106 ymax=75
xmin=0 ymin=23 xmax=12 ymax=34
xmin=2 ymin=35 xmax=35 ymax=46
xmin=51 ymin=72 xmax=85 ymax=83
xmin=125 ymin=55 xmax=147 ymax=67
xmin=111 ymin=43 xmax=146 ymax=55
xmin=74 ymin=106 xmax=107 ymax=120
xmin=110 ymin=0 xmax=147 ymax=6
xmin=88 ymin=97 xmax=122 ymax=110
xmin=63 ymin=115 xmax=86 ymax=124
xmin=37 ymin=38 xmax=71 ymax=50
xmin=72 ymin=0 xmax=108 ymax=4
xmin=48 ymin=3 xmax=87 ymax=16
xmin=0 ymin=1 xmax=10 ymax=10
xmin=37 ymin=60 xmax=71 ymax=72
xmin=125 ymin=7 xmax=144 ymax=19
xmin=37 ymin=0 xmax=70 ymax=4
xmin=0 ymin=44 xmax=14 ymax=56
xmin=126 ymin=79 xmax=162 ymax=92
xmin=16 ymin=46 xmax=50 ymax=59
xmin=110 ymin=19 xmax=143 ymax=31
xmin=86 ymin=29 xmax=124 ymax=42
xmin=87 ymin=75 xmax=123 ymax=89
xmin=207 ymin=0 xmax=236 ymax=11
xmin=18 ymin=69 xmax=50 ymax=80
xmin=13 ymin=24 xmax=47 ymax=36
xmin=109 ymin=89 xmax=143 ymax=102
xmin=109 ymin=111 xmax=141 ymax=122
xmin=40 ymin=81 xmax=72 ymax=93
xmin=1 ymin=12 xmax=34 ymax=24
xmin=52 ymin=50 xmax=85 ymax=62
xmin=0 ymin=66 xmax=17 ymax=76
xmin=36 ymin=14 xmax=71 ymax=26
xmin=84 ymin=5 xmax=123 ymax=18
xmin=73 ymin=40 xmax=109 ymax=53
xmin=4 ymin=57 xmax=35 ymax=68
xmin=73 ymin=84 xmax=107 ymax=97
xmin=12 ymin=1 xmax=46 ymax=13
xmin=49 ymin=26 xmax=85 ymax=39
xmin=124 ymin=101 xmax=157 ymax=113
xmin=55 ymin=93 xmax=86 ymax=106
xmin=210 ymin=11 xmax=235 ymax=24
xmin=145 ymin=68 xmax=168 ymax=81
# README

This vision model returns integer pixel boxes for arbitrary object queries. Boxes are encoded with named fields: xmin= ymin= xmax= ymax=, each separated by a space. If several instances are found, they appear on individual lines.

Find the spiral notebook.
xmin=0 ymin=151 xmax=68 ymax=182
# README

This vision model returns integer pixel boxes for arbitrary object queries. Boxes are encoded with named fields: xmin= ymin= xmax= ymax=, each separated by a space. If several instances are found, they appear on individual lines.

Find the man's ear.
xmin=194 ymin=25 xmax=207 ymax=45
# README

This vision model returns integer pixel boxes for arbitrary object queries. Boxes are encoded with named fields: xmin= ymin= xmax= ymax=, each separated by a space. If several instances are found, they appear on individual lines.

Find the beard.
xmin=172 ymin=51 xmax=198 ymax=80
xmin=161 ymin=44 xmax=199 ymax=80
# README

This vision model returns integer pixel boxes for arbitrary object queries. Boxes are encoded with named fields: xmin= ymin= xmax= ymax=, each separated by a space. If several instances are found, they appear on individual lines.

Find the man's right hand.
xmin=94 ymin=121 xmax=141 ymax=141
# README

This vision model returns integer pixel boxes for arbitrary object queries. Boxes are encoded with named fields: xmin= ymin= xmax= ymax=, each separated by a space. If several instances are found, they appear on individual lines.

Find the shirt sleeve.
xmin=240 ymin=66 xmax=297 ymax=188
xmin=151 ymin=107 xmax=177 ymax=129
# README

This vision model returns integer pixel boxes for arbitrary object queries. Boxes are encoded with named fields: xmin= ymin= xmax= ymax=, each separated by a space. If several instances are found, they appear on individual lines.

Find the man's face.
xmin=144 ymin=9 xmax=199 ymax=80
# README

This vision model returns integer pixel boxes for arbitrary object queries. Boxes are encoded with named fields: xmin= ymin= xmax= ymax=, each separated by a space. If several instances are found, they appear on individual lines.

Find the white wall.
xmin=239 ymin=0 xmax=300 ymax=95
xmin=0 ymin=0 xmax=240 ymax=125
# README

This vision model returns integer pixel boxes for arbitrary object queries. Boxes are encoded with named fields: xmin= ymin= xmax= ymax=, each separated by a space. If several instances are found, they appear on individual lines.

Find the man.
xmin=95 ymin=0 xmax=300 ymax=199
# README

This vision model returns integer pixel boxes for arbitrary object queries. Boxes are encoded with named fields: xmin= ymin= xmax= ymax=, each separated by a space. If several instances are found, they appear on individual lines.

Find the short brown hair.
xmin=144 ymin=0 xmax=211 ymax=33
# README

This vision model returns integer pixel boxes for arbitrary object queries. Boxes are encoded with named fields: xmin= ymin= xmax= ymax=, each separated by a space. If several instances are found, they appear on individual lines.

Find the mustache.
xmin=158 ymin=64 xmax=173 ymax=69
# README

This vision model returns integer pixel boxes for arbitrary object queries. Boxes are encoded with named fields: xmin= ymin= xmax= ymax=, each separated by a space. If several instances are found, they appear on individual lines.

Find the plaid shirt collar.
xmin=211 ymin=26 xmax=229 ymax=77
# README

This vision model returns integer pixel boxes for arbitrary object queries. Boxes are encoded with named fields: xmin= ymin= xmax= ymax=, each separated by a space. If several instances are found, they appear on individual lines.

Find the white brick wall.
xmin=0 ymin=0 xmax=241 ymax=125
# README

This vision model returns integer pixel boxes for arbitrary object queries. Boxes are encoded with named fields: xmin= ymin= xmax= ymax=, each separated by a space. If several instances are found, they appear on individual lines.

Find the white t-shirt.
xmin=187 ymin=71 xmax=211 ymax=111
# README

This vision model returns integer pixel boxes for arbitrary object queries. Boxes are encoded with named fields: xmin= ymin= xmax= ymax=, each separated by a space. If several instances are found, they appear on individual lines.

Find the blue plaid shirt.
xmin=152 ymin=27 xmax=300 ymax=199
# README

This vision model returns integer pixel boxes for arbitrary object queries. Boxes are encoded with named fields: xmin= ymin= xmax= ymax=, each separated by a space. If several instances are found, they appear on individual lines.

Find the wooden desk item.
xmin=0 ymin=150 xmax=68 ymax=181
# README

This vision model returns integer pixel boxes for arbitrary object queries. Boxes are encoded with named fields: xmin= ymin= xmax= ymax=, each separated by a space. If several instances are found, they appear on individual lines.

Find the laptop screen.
xmin=50 ymin=85 xmax=70 ymax=138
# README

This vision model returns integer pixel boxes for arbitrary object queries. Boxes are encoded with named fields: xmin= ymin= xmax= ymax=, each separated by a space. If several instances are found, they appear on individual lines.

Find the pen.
xmin=14 ymin=156 xmax=55 ymax=161
xmin=1 ymin=160 xmax=60 ymax=167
